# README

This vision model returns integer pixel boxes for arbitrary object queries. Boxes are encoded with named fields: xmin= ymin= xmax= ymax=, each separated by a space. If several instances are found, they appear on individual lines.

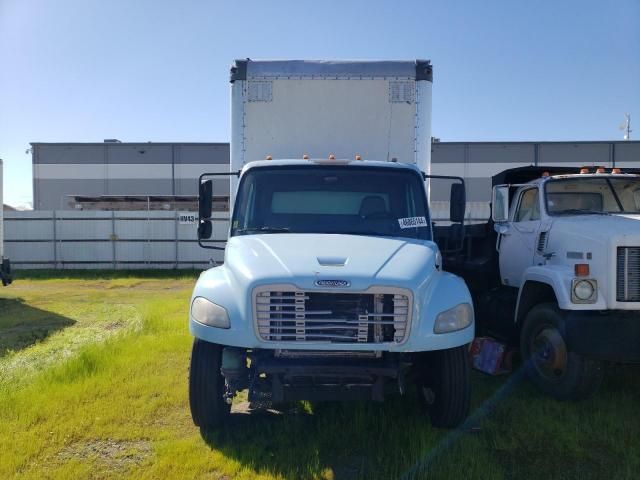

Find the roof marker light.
xmin=355 ymin=154 xmax=362 ymax=161
xmin=266 ymin=155 xmax=272 ymax=160
xmin=580 ymin=167 xmax=589 ymax=174
xmin=328 ymin=154 xmax=335 ymax=160
xmin=303 ymin=154 xmax=309 ymax=160
xmin=542 ymin=171 xmax=550 ymax=177
xmin=596 ymin=167 xmax=605 ymax=174
xmin=612 ymin=168 xmax=621 ymax=174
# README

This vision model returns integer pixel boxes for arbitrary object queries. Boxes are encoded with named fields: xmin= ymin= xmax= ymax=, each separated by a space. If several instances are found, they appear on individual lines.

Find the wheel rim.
xmin=530 ymin=326 xmax=568 ymax=382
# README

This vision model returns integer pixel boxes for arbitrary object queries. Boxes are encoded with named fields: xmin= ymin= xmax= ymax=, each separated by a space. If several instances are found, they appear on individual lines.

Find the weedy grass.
xmin=0 ymin=275 xmax=638 ymax=479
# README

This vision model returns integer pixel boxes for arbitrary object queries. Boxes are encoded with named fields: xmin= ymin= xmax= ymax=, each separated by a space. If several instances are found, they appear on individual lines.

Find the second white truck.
xmin=446 ymin=166 xmax=640 ymax=399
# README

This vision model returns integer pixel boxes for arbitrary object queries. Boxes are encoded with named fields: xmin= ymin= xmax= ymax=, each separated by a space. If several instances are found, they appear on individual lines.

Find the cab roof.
xmin=492 ymin=165 xmax=640 ymax=186
xmin=241 ymin=158 xmax=424 ymax=175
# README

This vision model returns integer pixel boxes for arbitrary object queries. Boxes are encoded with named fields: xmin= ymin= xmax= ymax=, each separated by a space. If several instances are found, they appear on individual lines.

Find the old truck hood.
xmin=223 ymin=233 xmax=438 ymax=291
xmin=550 ymin=214 xmax=640 ymax=244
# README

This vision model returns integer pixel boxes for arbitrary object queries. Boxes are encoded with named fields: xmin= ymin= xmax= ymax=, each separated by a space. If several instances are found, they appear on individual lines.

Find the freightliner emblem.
xmin=315 ymin=279 xmax=351 ymax=288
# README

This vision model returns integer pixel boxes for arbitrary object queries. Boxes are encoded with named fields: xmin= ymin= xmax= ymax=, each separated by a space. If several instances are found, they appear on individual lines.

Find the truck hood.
xmin=549 ymin=214 xmax=640 ymax=244
xmin=223 ymin=233 xmax=438 ymax=291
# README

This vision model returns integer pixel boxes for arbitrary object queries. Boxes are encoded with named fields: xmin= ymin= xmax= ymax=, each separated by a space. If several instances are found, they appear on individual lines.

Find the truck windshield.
xmin=231 ymin=166 xmax=431 ymax=240
xmin=545 ymin=177 xmax=640 ymax=215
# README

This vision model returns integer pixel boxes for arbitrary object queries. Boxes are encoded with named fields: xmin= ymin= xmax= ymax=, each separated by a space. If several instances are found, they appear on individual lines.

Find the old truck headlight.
xmin=434 ymin=303 xmax=473 ymax=334
xmin=572 ymin=279 xmax=597 ymax=303
xmin=191 ymin=297 xmax=230 ymax=328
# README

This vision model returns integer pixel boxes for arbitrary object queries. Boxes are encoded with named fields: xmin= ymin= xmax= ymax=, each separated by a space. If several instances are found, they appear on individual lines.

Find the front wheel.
xmin=415 ymin=346 xmax=471 ymax=428
xmin=520 ymin=303 xmax=603 ymax=400
xmin=189 ymin=339 xmax=230 ymax=430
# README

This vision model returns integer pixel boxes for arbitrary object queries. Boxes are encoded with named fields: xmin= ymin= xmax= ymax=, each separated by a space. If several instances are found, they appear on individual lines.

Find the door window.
xmin=515 ymin=188 xmax=540 ymax=222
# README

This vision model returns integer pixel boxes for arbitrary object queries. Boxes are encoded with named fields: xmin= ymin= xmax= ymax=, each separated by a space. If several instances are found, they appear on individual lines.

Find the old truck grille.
xmin=254 ymin=287 xmax=411 ymax=343
xmin=616 ymin=247 xmax=640 ymax=302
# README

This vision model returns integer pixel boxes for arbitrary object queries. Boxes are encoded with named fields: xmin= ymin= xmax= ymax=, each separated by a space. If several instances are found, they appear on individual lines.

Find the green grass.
xmin=0 ymin=274 xmax=638 ymax=479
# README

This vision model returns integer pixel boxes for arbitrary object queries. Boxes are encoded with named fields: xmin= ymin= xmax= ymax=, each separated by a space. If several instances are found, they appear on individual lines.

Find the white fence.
xmin=4 ymin=211 xmax=228 ymax=269
xmin=4 ymin=203 xmax=491 ymax=270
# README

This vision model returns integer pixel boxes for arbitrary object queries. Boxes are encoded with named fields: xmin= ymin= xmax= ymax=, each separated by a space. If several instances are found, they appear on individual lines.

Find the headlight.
xmin=434 ymin=303 xmax=473 ymax=334
xmin=572 ymin=279 xmax=597 ymax=303
xmin=191 ymin=297 xmax=230 ymax=328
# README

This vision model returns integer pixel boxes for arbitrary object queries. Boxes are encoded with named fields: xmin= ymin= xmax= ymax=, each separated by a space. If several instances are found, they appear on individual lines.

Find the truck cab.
xmin=488 ymin=166 xmax=640 ymax=399
xmin=189 ymin=158 xmax=474 ymax=429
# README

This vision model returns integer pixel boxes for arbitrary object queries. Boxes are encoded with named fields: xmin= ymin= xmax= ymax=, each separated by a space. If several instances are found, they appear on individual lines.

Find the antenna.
xmin=619 ymin=113 xmax=632 ymax=140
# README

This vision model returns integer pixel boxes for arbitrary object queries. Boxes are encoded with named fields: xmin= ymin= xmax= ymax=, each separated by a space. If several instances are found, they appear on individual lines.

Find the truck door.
xmin=498 ymin=187 xmax=541 ymax=287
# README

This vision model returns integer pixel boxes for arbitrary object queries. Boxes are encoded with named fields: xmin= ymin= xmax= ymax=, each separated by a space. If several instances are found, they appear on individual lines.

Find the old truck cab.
xmin=491 ymin=167 xmax=640 ymax=398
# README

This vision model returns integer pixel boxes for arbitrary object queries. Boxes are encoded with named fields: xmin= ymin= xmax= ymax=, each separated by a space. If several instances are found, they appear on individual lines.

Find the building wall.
xmin=32 ymin=143 xmax=230 ymax=210
xmin=32 ymin=141 xmax=640 ymax=210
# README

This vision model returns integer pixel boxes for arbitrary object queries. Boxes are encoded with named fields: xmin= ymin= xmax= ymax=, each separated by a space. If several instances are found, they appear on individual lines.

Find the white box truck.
xmin=189 ymin=60 xmax=474 ymax=429
xmin=0 ymin=159 xmax=12 ymax=286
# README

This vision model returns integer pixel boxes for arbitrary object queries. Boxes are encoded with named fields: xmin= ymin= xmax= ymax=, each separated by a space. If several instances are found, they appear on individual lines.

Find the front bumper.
xmin=564 ymin=310 xmax=640 ymax=362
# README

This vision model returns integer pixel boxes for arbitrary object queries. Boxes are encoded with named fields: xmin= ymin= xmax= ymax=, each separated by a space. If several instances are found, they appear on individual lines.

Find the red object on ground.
xmin=469 ymin=337 xmax=512 ymax=375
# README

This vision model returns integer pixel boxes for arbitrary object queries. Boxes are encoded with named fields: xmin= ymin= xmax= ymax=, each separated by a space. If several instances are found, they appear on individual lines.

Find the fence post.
xmin=52 ymin=211 xmax=58 ymax=270
xmin=111 ymin=211 xmax=116 ymax=270
xmin=174 ymin=210 xmax=179 ymax=269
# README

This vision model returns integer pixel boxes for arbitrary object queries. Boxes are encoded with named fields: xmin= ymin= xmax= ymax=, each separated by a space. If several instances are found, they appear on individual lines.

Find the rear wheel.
xmin=415 ymin=346 xmax=471 ymax=428
xmin=189 ymin=339 xmax=230 ymax=430
xmin=520 ymin=303 xmax=603 ymax=400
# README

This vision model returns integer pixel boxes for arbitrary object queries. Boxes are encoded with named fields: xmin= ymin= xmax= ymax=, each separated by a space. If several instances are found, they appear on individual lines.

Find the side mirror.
xmin=449 ymin=182 xmax=466 ymax=223
xmin=198 ymin=221 xmax=213 ymax=240
xmin=492 ymin=185 xmax=510 ymax=222
xmin=198 ymin=180 xmax=213 ymax=240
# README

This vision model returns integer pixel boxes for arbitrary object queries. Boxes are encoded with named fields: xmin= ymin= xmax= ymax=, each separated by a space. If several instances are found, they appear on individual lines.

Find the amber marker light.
xmin=575 ymin=264 xmax=590 ymax=276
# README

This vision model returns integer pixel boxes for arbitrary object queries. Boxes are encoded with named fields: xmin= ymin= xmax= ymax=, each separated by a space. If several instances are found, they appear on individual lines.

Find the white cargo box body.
xmin=229 ymin=59 xmax=433 ymax=204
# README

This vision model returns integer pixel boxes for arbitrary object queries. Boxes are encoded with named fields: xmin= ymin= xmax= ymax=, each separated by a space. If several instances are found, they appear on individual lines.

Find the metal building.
xmin=32 ymin=142 xmax=229 ymax=210
xmin=31 ymin=140 xmax=640 ymax=211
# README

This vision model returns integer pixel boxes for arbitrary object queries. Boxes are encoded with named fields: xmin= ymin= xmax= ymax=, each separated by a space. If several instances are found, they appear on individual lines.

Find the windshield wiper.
xmin=236 ymin=226 xmax=291 ymax=234
xmin=556 ymin=209 xmax=610 ymax=216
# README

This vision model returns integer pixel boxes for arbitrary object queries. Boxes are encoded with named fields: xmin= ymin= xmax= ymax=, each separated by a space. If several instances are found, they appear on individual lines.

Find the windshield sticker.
xmin=398 ymin=216 xmax=428 ymax=229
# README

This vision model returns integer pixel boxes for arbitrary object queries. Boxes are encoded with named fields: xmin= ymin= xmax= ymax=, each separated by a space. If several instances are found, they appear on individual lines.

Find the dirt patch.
xmin=57 ymin=438 xmax=152 ymax=473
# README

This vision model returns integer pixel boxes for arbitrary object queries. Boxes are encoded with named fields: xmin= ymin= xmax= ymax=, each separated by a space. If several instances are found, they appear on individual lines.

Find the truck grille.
xmin=253 ymin=287 xmax=411 ymax=344
xmin=616 ymin=247 xmax=640 ymax=302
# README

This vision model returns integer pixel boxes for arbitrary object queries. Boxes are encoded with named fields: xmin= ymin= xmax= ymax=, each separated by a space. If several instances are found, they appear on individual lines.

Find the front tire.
xmin=520 ymin=303 xmax=603 ymax=400
xmin=189 ymin=339 xmax=230 ymax=430
xmin=415 ymin=346 xmax=471 ymax=428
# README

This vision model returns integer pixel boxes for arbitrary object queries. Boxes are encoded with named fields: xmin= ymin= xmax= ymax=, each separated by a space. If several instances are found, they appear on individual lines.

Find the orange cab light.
xmin=265 ymin=155 xmax=273 ymax=160
xmin=328 ymin=154 xmax=335 ymax=160
xmin=303 ymin=154 xmax=309 ymax=160
xmin=575 ymin=264 xmax=590 ymax=276
xmin=355 ymin=154 xmax=362 ymax=161
xmin=612 ymin=168 xmax=621 ymax=174
xmin=579 ymin=168 xmax=589 ymax=174
xmin=596 ymin=167 xmax=605 ymax=174
xmin=542 ymin=171 xmax=550 ymax=177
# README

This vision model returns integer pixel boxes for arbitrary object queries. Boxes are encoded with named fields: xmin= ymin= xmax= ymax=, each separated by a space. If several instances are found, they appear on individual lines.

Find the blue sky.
xmin=1 ymin=0 xmax=638 ymax=206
